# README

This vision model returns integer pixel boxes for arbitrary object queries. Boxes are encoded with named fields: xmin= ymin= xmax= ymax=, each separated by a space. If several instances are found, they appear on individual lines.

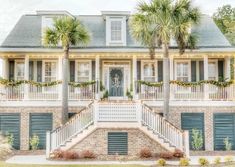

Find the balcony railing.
xmin=136 ymin=81 xmax=235 ymax=101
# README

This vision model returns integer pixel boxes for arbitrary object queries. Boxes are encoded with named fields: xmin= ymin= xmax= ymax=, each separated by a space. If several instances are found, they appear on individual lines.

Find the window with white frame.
xmin=76 ymin=61 xmax=91 ymax=82
xmin=208 ymin=62 xmax=217 ymax=80
xmin=143 ymin=62 xmax=157 ymax=82
xmin=111 ymin=20 xmax=122 ymax=41
xmin=15 ymin=61 xmax=24 ymax=80
xmin=176 ymin=62 xmax=189 ymax=82
xmin=44 ymin=62 xmax=57 ymax=82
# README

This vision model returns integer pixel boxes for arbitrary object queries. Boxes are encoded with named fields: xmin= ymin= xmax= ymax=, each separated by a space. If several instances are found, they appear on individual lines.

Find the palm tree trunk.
xmin=62 ymin=46 xmax=69 ymax=124
xmin=163 ymin=43 xmax=170 ymax=120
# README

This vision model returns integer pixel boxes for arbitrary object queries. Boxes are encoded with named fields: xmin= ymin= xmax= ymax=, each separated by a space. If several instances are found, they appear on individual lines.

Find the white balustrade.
xmin=68 ymin=84 xmax=96 ymax=100
xmin=0 ymin=84 xmax=24 ymax=100
xmin=29 ymin=84 xmax=59 ymax=100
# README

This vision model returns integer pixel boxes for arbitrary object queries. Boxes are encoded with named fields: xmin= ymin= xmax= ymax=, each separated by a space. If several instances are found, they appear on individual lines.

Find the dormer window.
xmin=111 ymin=20 xmax=122 ymax=41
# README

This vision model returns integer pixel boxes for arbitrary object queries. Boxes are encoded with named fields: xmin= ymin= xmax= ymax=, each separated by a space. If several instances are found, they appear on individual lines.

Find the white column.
xmin=2 ymin=58 xmax=8 ymax=79
xmin=58 ymin=55 xmax=63 ymax=100
xmin=225 ymin=56 xmax=231 ymax=80
xmin=204 ymin=55 xmax=209 ymax=100
xmin=132 ymin=55 xmax=137 ymax=100
xmin=24 ymin=55 xmax=29 ymax=100
xmin=95 ymin=55 xmax=100 ymax=100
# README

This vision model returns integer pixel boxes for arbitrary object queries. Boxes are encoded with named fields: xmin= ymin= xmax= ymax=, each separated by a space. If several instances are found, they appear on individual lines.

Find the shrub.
xmin=191 ymin=129 xmax=203 ymax=151
xmin=157 ymin=158 xmax=166 ymax=166
xmin=0 ymin=132 xmax=12 ymax=160
xmin=213 ymin=157 xmax=221 ymax=165
xmin=198 ymin=157 xmax=209 ymax=166
xmin=159 ymin=152 xmax=174 ymax=159
xmin=224 ymin=137 xmax=232 ymax=151
xmin=50 ymin=149 xmax=64 ymax=159
xmin=63 ymin=150 xmax=79 ymax=160
xmin=224 ymin=156 xmax=233 ymax=164
xmin=29 ymin=134 xmax=40 ymax=150
xmin=139 ymin=148 xmax=152 ymax=158
xmin=5 ymin=133 xmax=14 ymax=147
xmin=179 ymin=158 xmax=190 ymax=166
xmin=80 ymin=150 xmax=96 ymax=159
xmin=173 ymin=149 xmax=184 ymax=158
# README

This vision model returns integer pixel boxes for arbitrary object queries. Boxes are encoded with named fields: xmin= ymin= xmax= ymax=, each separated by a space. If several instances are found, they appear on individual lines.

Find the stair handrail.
xmin=49 ymin=101 xmax=94 ymax=152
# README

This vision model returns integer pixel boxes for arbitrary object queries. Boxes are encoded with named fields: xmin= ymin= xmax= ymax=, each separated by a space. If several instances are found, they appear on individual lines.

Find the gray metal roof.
xmin=1 ymin=14 xmax=232 ymax=48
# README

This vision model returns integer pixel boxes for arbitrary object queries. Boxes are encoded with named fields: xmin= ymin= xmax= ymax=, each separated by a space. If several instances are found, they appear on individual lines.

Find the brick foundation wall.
xmin=71 ymin=128 xmax=167 ymax=158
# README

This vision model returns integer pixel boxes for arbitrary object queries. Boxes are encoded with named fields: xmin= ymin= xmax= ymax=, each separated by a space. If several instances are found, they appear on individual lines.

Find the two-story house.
xmin=0 ymin=10 xmax=235 ymax=158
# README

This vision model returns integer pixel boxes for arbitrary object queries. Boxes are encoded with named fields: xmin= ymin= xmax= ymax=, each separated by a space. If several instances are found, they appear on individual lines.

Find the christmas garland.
xmin=0 ymin=79 xmax=96 ymax=87
xmin=138 ymin=80 xmax=234 ymax=87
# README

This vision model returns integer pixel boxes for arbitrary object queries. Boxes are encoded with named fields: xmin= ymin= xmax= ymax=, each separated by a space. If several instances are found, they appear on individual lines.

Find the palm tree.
xmin=43 ymin=16 xmax=90 ymax=124
xmin=130 ymin=0 xmax=200 ymax=119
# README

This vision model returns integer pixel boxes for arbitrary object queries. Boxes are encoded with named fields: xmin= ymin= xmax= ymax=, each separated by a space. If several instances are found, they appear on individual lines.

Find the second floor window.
xmin=176 ymin=62 xmax=189 ymax=82
xmin=44 ymin=62 xmax=57 ymax=82
xmin=76 ymin=61 xmax=91 ymax=82
xmin=111 ymin=20 xmax=122 ymax=41
xmin=15 ymin=62 xmax=24 ymax=80
xmin=143 ymin=62 xmax=157 ymax=82
xmin=208 ymin=62 xmax=217 ymax=80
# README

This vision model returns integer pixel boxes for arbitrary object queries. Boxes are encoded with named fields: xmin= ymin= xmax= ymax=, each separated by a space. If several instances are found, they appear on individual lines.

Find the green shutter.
xmin=191 ymin=61 xmax=197 ymax=82
xmin=199 ymin=61 xmax=204 ymax=81
xmin=108 ymin=132 xmax=128 ymax=155
xmin=37 ymin=61 xmax=42 ymax=82
xmin=158 ymin=61 xmax=163 ymax=82
xmin=214 ymin=113 xmax=235 ymax=150
xmin=137 ymin=61 xmax=141 ymax=80
xmin=181 ymin=113 xmax=205 ymax=150
xmin=29 ymin=61 xmax=34 ymax=80
xmin=70 ymin=61 xmax=75 ymax=82
xmin=218 ymin=61 xmax=224 ymax=80
xmin=92 ymin=61 xmax=95 ymax=80
xmin=0 ymin=114 xmax=20 ymax=149
xmin=9 ymin=60 xmax=15 ymax=80
xmin=30 ymin=113 xmax=52 ymax=149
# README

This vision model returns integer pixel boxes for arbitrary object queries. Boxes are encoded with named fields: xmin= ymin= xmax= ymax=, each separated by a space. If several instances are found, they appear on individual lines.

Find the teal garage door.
xmin=181 ymin=113 xmax=205 ymax=150
xmin=214 ymin=113 xmax=235 ymax=150
xmin=0 ymin=114 xmax=20 ymax=149
xmin=30 ymin=113 xmax=52 ymax=149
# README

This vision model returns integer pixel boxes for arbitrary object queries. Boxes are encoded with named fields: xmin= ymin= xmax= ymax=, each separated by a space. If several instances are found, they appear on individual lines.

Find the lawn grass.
xmin=0 ymin=162 xmax=147 ymax=167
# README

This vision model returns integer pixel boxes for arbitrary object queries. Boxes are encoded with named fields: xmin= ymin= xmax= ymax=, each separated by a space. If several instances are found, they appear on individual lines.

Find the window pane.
xmin=208 ymin=62 xmax=216 ymax=80
xmin=111 ymin=21 xmax=122 ymax=41
xmin=77 ymin=62 xmax=90 ymax=82
xmin=143 ymin=63 xmax=156 ymax=82
xmin=16 ymin=62 xmax=24 ymax=80
xmin=176 ymin=62 xmax=189 ymax=81
xmin=44 ymin=62 xmax=57 ymax=82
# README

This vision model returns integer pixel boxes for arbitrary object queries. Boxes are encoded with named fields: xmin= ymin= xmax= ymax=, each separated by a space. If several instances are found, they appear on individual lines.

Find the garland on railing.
xmin=138 ymin=80 xmax=234 ymax=87
xmin=0 ymin=79 xmax=96 ymax=87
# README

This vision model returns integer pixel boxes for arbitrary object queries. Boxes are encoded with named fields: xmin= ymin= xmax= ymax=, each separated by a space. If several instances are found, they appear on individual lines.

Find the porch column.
xmin=58 ymin=56 xmax=63 ymax=100
xmin=132 ymin=55 xmax=137 ymax=100
xmin=24 ymin=55 xmax=29 ymax=100
xmin=204 ymin=55 xmax=209 ymax=100
xmin=169 ymin=56 xmax=174 ymax=100
xmin=2 ymin=57 xmax=9 ymax=79
xmin=224 ymin=56 xmax=231 ymax=80
xmin=95 ymin=55 xmax=100 ymax=100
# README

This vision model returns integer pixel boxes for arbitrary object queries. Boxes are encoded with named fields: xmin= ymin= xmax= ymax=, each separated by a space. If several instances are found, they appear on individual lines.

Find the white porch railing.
xmin=68 ymin=84 xmax=96 ymax=100
xmin=137 ymin=81 xmax=235 ymax=101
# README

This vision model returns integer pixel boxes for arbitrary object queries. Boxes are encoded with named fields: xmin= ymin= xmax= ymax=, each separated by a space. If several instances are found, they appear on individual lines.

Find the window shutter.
xmin=29 ymin=61 xmax=34 ymax=80
xmin=8 ymin=60 xmax=15 ymax=80
xmin=158 ymin=61 xmax=163 ymax=82
xmin=92 ymin=61 xmax=95 ymax=80
xmin=69 ymin=61 xmax=75 ymax=82
xmin=218 ymin=60 xmax=224 ymax=80
xmin=37 ymin=61 xmax=42 ymax=82
xmin=137 ymin=61 xmax=141 ymax=80
xmin=199 ymin=61 xmax=204 ymax=80
xmin=191 ymin=61 xmax=197 ymax=82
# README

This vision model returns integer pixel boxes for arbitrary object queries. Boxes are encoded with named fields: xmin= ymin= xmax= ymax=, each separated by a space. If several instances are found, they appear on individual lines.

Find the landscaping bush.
xmin=213 ymin=157 xmax=221 ymax=165
xmin=173 ymin=149 xmax=184 ymax=158
xmin=5 ymin=132 xmax=14 ymax=147
xmin=157 ymin=158 xmax=166 ymax=166
xmin=179 ymin=158 xmax=190 ymax=166
xmin=198 ymin=157 xmax=209 ymax=166
xmin=225 ymin=156 xmax=233 ymax=164
xmin=29 ymin=134 xmax=40 ymax=150
xmin=159 ymin=152 xmax=174 ymax=159
xmin=224 ymin=137 xmax=232 ymax=151
xmin=139 ymin=148 xmax=152 ymax=158
xmin=80 ymin=150 xmax=96 ymax=159
xmin=191 ymin=129 xmax=203 ymax=151
xmin=63 ymin=150 xmax=79 ymax=160
xmin=0 ymin=132 xmax=12 ymax=160
xmin=50 ymin=149 xmax=64 ymax=159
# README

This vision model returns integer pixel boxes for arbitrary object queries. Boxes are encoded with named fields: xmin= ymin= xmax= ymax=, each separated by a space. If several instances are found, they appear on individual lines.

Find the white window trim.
xmin=141 ymin=60 xmax=158 ymax=82
xmin=174 ymin=60 xmax=191 ymax=82
xmin=14 ymin=60 xmax=25 ymax=80
xmin=75 ymin=60 xmax=92 ymax=82
xmin=208 ymin=59 xmax=218 ymax=81
xmin=106 ymin=16 xmax=126 ymax=46
xmin=42 ymin=60 xmax=58 ymax=82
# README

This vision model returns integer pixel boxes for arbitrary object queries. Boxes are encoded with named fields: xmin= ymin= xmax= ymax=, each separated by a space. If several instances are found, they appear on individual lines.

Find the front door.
xmin=109 ymin=67 xmax=124 ymax=97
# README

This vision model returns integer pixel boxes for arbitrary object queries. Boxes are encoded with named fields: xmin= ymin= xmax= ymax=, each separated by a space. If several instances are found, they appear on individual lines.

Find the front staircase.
xmin=46 ymin=101 xmax=190 ymax=158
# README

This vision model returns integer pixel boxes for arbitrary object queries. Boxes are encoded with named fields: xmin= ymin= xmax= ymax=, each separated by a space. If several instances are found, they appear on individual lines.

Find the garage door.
xmin=181 ymin=113 xmax=205 ymax=150
xmin=30 ymin=113 xmax=52 ymax=149
xmin=214 ymin=113 xmax=235 ymax=150
xmin=0 ymin=114 xmax=20 ymax=149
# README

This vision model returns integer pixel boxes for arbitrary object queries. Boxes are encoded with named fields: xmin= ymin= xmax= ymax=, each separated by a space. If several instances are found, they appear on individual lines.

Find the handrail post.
xmin=46 ymin=131 xmax=51 ymax=158
xmin=183 ymin=130 xmax=190 ymax=158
